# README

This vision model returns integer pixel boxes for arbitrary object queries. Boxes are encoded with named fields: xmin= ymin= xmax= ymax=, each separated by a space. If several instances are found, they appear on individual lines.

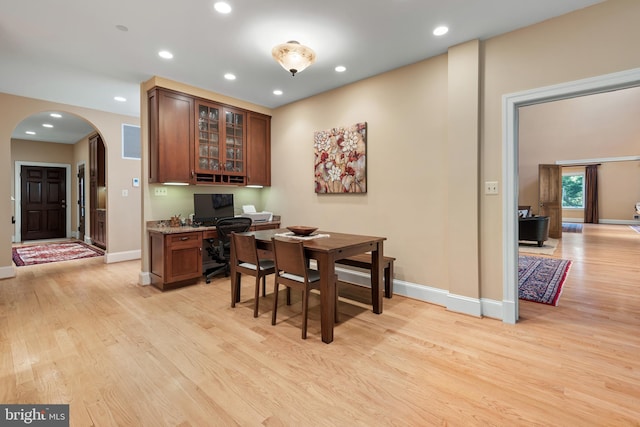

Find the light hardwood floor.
xmin=2 ymin=224 xmax=639 ymax=426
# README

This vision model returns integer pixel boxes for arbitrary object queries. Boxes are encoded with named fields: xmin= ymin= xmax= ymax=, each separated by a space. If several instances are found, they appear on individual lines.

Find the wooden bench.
xmin=335 ymin=253 xmax=395 ymax=298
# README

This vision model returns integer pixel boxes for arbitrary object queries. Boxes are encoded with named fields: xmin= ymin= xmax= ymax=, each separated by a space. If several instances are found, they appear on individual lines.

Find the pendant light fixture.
xmin=271 ymin=41 xmax=316 ymax=76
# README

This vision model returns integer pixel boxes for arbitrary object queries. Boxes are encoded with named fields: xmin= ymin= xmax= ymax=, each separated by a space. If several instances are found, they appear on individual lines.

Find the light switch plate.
xmin=485 ymin=181 xmax=499 ymax=195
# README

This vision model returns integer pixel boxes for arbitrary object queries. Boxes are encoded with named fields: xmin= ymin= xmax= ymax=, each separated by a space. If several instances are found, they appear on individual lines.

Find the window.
xmin=562 ymin=172 xmax=584 ymax=208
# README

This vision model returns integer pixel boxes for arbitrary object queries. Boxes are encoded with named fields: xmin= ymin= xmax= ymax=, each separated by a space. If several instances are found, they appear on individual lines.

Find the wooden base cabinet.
xmin=149 ymin=231 xmax=202 ymax=290
xmin=148 ymin=221 xmax=280 ymax=291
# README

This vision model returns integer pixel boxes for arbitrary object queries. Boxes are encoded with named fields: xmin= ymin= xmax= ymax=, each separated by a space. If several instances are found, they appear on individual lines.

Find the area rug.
xmin=519 ymin=255 xmax=571 ymax=306
xmin=562 ymin=223 xmax=583 ymax=233
xmin=630 ymin=225 xmax=640 ymax=234
xmin=518 ymin=238 xmax=559 ymax=256
xmin=12 ymin=241 xmax=104 ymax=266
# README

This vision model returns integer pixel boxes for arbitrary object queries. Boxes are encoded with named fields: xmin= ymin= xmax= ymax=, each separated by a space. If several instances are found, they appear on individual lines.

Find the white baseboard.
xmin=500 ymin=299 xmax=517 ymax=324
xmin=599 ymin=219 xmax=640 ymax=225
xmin=139 ymin=271 xmax=152 ymax=286
xmin=105 ymin=250 xmax=141 ymax=264
xmin=337 ymin=267 xmax=502 ymax=321
xmin=447 ymin=293 xmax=482 ymax=317
xmin=563 ymin=219 xmax=640 ymax=225
xmin=0 ymin=265 xmax=17 ymax=279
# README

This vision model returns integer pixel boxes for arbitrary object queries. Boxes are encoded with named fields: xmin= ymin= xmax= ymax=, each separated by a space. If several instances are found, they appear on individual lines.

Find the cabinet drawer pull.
xmin=180 ymin=237 xmax=189 ymax=241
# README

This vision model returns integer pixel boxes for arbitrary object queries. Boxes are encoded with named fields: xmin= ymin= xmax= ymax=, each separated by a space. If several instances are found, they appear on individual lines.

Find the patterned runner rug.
xmin=12 ymin=241 xmax=104 ymax=266
xmin=519 ymin=255 xmax=571 ymax=306
xmin=562 ymin=223 xmax=583 ymax=233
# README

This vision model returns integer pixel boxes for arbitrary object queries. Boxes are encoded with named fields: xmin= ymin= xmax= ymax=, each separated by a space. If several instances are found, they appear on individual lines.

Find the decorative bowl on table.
xmin=286 ymin=226 xmax=318 ymax=236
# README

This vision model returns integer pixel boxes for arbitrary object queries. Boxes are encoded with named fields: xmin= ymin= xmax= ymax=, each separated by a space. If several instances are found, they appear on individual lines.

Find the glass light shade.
xmin=271 ymin=41 xmax=316 ymax=76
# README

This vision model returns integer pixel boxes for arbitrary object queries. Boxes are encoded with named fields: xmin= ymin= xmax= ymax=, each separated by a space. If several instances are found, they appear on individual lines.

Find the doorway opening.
xmin=502 ymin=67 xmax=640 ymax=323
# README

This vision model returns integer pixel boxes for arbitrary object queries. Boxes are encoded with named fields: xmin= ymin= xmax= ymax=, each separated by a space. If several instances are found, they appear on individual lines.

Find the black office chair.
xmin=203 ymin=216 xmax=252 ymax=284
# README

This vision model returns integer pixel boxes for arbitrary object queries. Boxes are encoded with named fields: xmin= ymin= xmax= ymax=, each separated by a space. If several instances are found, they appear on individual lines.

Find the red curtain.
xmin=584 ymin=165 xmax=599 ymax=223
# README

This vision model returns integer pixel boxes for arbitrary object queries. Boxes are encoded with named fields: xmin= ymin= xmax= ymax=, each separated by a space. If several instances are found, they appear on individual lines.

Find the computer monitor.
xmin=193 ymin=193 xmax=234 ymax=225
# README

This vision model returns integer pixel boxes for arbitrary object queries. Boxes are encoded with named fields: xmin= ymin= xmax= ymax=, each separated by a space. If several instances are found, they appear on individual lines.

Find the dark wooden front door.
xmin=21 ymin=165 xmax=67 ymax=241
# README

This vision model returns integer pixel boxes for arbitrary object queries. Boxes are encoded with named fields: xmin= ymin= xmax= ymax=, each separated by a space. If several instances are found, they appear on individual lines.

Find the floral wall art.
xmin=314 ymin=122 xmax=367 ymax=193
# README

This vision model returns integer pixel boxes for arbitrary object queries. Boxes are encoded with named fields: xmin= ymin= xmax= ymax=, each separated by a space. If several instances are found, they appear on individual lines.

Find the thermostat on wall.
xmin=132 ymin=178 xmax=140 ymax=187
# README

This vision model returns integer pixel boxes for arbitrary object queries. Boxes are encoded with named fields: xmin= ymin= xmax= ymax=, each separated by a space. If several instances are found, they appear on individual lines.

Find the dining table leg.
xmin=229 ymin=249 xmax=241 ymax=306
xmin=371 ymin=242 xmax=384 ymax=314
xmin=316 ymin=253 xmax=335 ymax=344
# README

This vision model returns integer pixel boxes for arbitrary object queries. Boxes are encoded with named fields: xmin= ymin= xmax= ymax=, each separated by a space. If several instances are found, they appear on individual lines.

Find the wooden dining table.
xmin=232 ymin=228 xmax=387 ymax=343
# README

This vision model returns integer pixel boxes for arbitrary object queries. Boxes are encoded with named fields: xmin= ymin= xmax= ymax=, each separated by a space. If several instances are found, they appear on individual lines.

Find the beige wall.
xmin=518 ymin=87 xmax=640 ymax=221
xmin=268 ymin=54 xmax=450 ymax=288
xmin=0 ymin=92 xmax=141 ymax=278
xmin=12 ymin=138 xmax=75 ymax=162
xmin=519 ymin=87 xmax=640 ymax=221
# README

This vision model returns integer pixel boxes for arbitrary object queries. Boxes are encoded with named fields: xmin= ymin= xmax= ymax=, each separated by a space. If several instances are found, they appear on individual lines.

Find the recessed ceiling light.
xmin=335 ymin=65 xmax=346 ymax=73
xmin=114 ymin=96 xmax=127 ymax=102
xmin=50 ymin=113 xmax=62 ymax=118
xmin=273 ymin=90 xmax=283 ymax=96
xmin=42 ymin=123 xmax=53 ymax=128
xmin=116 ymin=24 xmax=128 ymax=32
xmin=158 ymin=50 xmax=173 ymax=59
xmin=433 ymin=26 xmax=449 ymax=36
xmin=25 ymin=131 xmax=36 ymax=135
xmin=214 ymin=2 xmax=232 ymax=14
xmin=224 ymin=73 xmax=236 ymax=80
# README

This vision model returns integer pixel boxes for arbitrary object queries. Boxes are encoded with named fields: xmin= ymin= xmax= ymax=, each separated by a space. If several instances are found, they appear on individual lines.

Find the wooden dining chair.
xmin=231 ymin=233 xmax=276 ymax=317
xmin=271 ymin=238 xmax=338 ymax=339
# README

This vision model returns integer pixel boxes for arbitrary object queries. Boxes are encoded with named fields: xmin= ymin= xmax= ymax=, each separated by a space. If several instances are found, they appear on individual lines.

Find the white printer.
xmin=239 ymin=205 xmax=273 ymax=223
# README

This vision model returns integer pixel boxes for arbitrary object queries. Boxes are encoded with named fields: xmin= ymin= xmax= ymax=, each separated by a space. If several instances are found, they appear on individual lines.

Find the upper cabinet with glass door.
xmin=224 ymin=108 xmax=244 ymax=178
xmin=196 ymin=102 xmax=221 ymax=174
xmin=194 ymin=100 xmax=246 ymax=185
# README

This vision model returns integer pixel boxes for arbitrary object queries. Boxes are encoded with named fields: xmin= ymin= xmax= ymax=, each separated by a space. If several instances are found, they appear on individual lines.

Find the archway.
xmin=10 ymin=111 xmax=101 ymax=245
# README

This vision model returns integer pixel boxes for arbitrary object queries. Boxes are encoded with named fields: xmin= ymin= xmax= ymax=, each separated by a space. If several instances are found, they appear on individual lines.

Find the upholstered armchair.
xmin=519 ymin=215 xmax=550 ymax=247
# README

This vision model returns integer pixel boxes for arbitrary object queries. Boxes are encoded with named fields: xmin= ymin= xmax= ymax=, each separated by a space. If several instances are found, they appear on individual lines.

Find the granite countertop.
xmin=147 ymin=222 xmax=217 ymax=234
xmin=147 ymin=220 xmax=281 ymax=234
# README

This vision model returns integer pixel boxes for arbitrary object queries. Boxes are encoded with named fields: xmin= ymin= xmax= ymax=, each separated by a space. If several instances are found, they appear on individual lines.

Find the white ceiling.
xmin=1 ymin=0 xmax=603 ymax=143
